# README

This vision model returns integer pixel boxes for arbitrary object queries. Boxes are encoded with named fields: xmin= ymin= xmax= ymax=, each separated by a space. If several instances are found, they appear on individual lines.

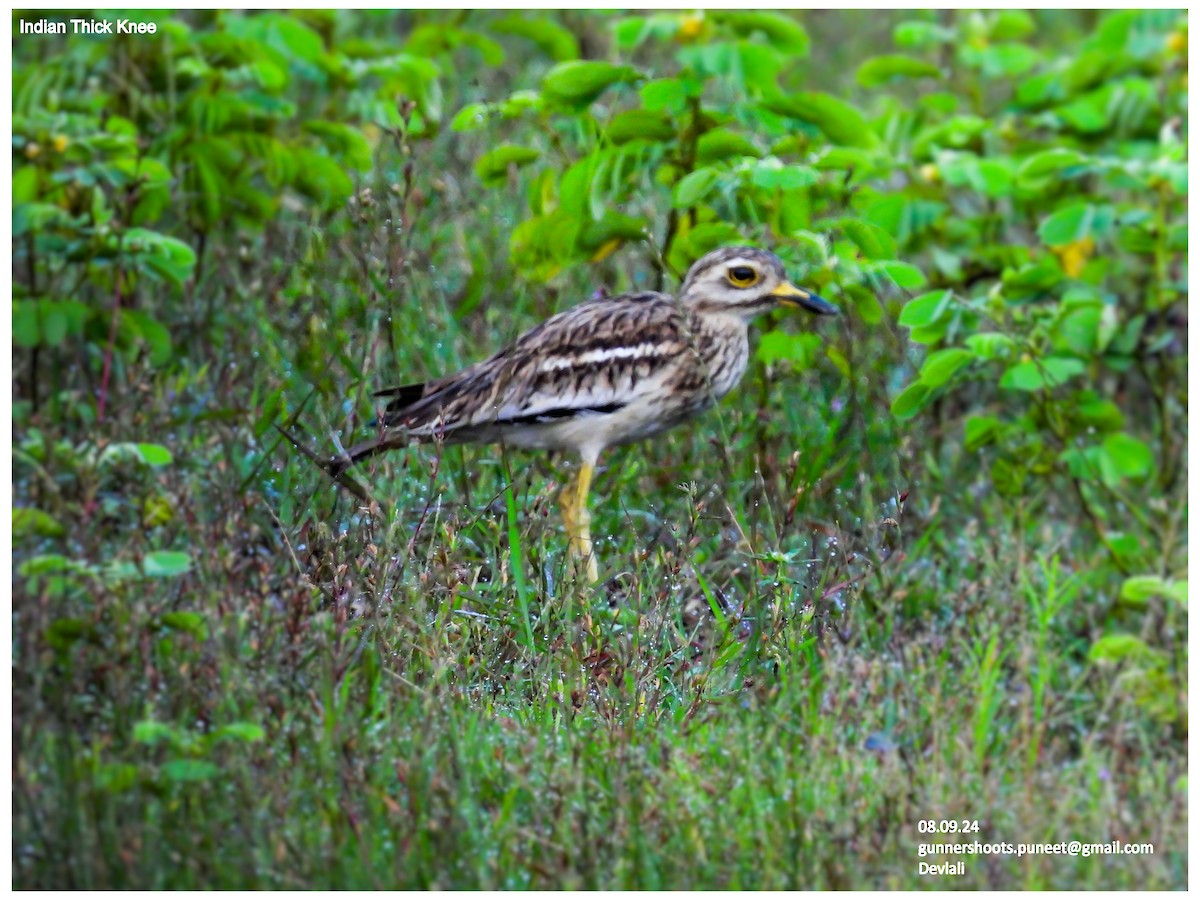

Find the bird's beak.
xmin=773 ymin=281 xmax=839 ymax=315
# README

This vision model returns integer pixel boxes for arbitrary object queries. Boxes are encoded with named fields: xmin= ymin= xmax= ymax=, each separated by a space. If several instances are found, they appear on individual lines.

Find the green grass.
xmin=13 ymin=356 xmax=1187 ymax=888
xmin=12 ymin=9 xmax=1187 ymax=890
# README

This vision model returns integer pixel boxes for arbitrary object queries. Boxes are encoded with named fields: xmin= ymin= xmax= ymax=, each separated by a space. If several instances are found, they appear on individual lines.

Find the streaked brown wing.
xmin=379 ymin=292 xmax=694 ymax=432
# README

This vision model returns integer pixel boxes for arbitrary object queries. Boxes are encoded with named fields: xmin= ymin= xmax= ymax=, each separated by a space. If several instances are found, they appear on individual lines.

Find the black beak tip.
xmin=805 ymin=292 xmax=840 ymax=316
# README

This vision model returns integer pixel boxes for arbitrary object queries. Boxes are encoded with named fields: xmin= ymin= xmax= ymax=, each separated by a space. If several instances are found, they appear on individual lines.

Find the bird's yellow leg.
xmin=559 ymin=481 xmax=577 ymax=535
xmin=576 ymin=460 xmax=599 ymax=583
xmin=560 ymin=459 xmax=598 ymax=583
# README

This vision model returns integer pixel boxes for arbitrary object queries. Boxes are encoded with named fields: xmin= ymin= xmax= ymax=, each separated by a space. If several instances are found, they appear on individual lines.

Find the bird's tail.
xmin=326 ymin=432 xmax=409 ymax=478
xmin=275 ymin=377 xmax=450 ymax=499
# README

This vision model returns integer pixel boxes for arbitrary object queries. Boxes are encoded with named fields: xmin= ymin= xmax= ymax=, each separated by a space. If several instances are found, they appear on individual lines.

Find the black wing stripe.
xmin=375 ymin=382 xmax=428 ymax=410
xmin=500 ymin=403 xmax=626 ymax=427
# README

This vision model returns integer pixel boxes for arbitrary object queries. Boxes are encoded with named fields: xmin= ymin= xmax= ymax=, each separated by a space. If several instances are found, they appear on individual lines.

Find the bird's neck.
xmin=686 ymin=296 xmax=776 ymax=323
xmin=689 ymin=307 xmax=754 ymax=335
xmin=686 ymin=310 xmax=752 ymax=400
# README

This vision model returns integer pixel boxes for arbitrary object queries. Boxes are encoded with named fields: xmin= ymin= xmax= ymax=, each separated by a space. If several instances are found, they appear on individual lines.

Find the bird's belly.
xmin=493 ymin=392 xmax=708 ymax=455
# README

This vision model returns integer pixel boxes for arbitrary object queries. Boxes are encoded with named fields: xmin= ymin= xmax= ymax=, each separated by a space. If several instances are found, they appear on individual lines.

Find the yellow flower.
xmin=1053 ymin=237 xmax=1095 ymax=278
xmin=919 ymin=163 xmax=940 ymax=184
xmin=677 ymin=15 xmax=704 ymax=43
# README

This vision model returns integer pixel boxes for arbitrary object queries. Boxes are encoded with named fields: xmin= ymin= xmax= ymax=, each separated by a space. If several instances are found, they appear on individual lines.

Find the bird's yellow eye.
xmin=727 ymin=265 xmax=760 ymax=288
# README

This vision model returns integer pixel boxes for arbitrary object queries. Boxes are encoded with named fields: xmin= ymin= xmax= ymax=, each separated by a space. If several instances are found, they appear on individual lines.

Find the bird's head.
xmin=678 ymin=246 xmax=838 ymax=321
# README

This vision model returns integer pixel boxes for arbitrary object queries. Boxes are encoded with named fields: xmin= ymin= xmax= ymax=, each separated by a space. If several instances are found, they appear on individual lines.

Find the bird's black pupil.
xmin=730 ymin=267 xmax=755 ymax=284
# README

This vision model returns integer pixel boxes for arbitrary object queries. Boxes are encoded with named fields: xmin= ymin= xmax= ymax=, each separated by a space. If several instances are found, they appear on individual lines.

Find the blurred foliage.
xmin=11 ymin=9 xmax=1188 ymax=888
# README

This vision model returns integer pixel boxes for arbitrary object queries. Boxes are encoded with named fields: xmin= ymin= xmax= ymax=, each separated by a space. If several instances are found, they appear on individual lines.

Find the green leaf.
xmin=856 ymin=54 xmax=941 ymax=88
xmin=612 ymin=14 xmax=679 ymax=50
xmin=303 ymin=121 xmax=373 ymax=170
xmin=751 ymin=160 xmax=820 ymax=192
xmin=834 ymin=219 xmax=895 ymax=260
xmin=1120 ymin=575 xmax=1174 ymax=606
xmin=452 ymin=93 xmax=543 ymax=134
xmin=999 ymin=357 xmax=1086 ymax=391
xmin=213 ymin=722 xmax=266 ymax=743
xmin=134 ymin=720 xmax=180 ymax=747
xmin=989 ymin=10 xmax=1036 ymax=40
xmin=13 ymin=301 xmax=41 ymax=348
xmin=919 ymin=348 xmax=974 ymax=389
xmin=558 ymin=149 xmax=612 ymax=218
xmin=122 ymin=311 xmax=173 ymax=366
xmin=1076 ymin=396 xmax=1125 ymax=432
xmin=891 ymin=382 xmax=931 ymax=419
xmin=1088 ymin=634 xmax=1154 ymax=664
xmin=713 ymin=11 xmax=810 ymax=54
xmin=964 ymin=415 xmax=1003 ymax=451
xmin=964 ymin=332 xmax=1016 ymax=361
xmin=677 ymin=222 xmax=744 ymax=262
xmin=474 ymin=144 xmax=540 ymax=185
xmin=764 ymin=92 xmax=879 ymax=149
xmin=974 ymin=159 xmax=1014 ymax=198
xmin=863 ymin=195 xmax=946 ymax=243
xmin=672 ymin=168 xmax=721 ymax=208
xmin=1101 ymin=433 xmax=1153 ymax=480
xmin=1060 ymin=446 xmax=1109 ymax=486
xmin=640 ymin=78 xmax=690 ymax=113
xmin=13 ymin=507 xmax=65 ymax=538
xmin=46 ymin=618 xmax=88 ymax=650
xmin=501 ymin=91 xmax=543 ymax=120
xmin=911 ymin=115 xmax=988 ymax=159
xmin=1038 ymin=203 xmax=1114 ymax=246
xmin=1056 ymin=79 xmax=1157 ymax=135
xmin=94 ymin=762 xmax=139 ymax=794
xmin=894 ymin=21 xmax=956 ymax=49
xmin=1053 ymin=306 xmax=1101 ymax=356
xmin=40 ymin=305 xmax=68 ymax=346
xmin=825 ymin=345 xmax=851 ymax=378
xmin=696 ymin=129 xmax=761 ymax=163
xmin=1168 ymin=580 xmax=1188 ymax=607
xmin=161 ymin=759 xmax=220 ymax=783
xmin=968 ymin=43 xmax=1040 ymax=78
xmin=605 ymin=109 xmax=674 ymax=144
xmin=897 ymin=290 xmax=951 ymax=328
xmin=13 ymin=202 xmax=72 ymax=237
xmin=13 ymin=165 xmax=38 ymax=203
xmin=755 ymin=331 xmax=821 ymax=370
xmin=875 ymin=260 xmax=927 ymax=290
xmin=20 ymin=554 xmax=90 ymax=577
xmin=11 ymin=298 xmax=89 ymax=348
xmin=228 ymin=12 xmax=324 ymax=65
xmin=161 ymin=611 xmax=208 ymax=640
xmin=292 ymin=148 xmax=354 ymax=212
xmin=451 ymin=103 xmax=490 ymax=132
xmin=576 ymin=213 xmax=649 ymax=252
xmin=990 ymin=458 xmax=1026 ymax=497
xmin=143 ymin=551 xmax=192 ymax=578
xmin=542 ymin=60 xmax=639 ymax=109
xmin=1017 ymin=148 xmax=1089 ymax=187
xmin=509 ymin=211 xmax=582 ymax=282
xmin=121 ymin=228 xmax=197 ymax=287
xmin=488 ymin=14 xmax=579 ymax=61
